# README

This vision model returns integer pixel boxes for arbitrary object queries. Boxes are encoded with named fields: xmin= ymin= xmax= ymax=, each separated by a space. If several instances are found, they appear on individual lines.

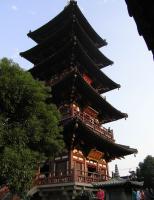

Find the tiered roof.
xmin=27 ymin=1 xmax=106 ymax=47
xmin=62 ymin=118 xmax=137 ymax=161
xmin=94 ymin=174 xmax=143 ymax=188
xmin=21 ymin=22 xmax=112 ymax=67
xmin=51 ymin=70 xmax=126 ymax=123
xmin=20 ymin=1 xmax=137 ymax=158
xmin=20 ymin=1 xmax=126 ymax=123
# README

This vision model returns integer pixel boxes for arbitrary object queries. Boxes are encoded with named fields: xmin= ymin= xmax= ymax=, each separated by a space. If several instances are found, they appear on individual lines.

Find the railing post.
xmin=73 ymin=168 xmax=76 ymax=182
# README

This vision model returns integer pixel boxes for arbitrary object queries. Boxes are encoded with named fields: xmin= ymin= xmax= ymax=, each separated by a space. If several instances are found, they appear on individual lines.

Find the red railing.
xmin=62 ymin=107 xmax=114 ymax=141
xmin=33 ymin=169 xmax=107 ymax=186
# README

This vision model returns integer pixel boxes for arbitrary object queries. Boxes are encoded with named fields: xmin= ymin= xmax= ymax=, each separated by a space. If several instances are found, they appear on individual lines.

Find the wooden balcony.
xmin=33 ymin=169 xmax=107 ymax=186
xmin=61 ymin=106 xmax=114 ymax=142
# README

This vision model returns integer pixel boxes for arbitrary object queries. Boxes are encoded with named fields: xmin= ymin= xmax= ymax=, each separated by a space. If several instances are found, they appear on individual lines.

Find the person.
xmin=149 ymin=188 xmax=154 ymax=199
xmin=136 ymin=190 xmax=141 ymax=200
xmin=144 ymin=188 xmax=153 ymax=200
xmin=144 ymin=188 xmax=149 ymax=200
xmin=132 ymin=189 xmax=137 ymax=200
xmin=140 ymin=190 xmax=145 ymax=200
xmin=96 ymin=188 xmax=105 ymax=200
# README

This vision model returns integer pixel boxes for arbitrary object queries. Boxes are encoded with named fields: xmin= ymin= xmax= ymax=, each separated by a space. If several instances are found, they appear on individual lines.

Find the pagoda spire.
xmin=68 ymin=0 xmax=76 ymax=3
xmin=114 ymin=164 xmax=120 ymax=178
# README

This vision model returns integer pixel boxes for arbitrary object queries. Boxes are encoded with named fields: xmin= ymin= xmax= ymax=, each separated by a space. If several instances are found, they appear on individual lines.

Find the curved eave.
xmin=21 ymin=19 xmax=112 ymax=67
xmin=76 ymin=73 xmax=127 ymax=124
xmin=125 ymin=0 xmax=154 ymax=54
xmin=20 ymin=19 xmax=71 ymax=64
xmin=27 ymin=1 xmax=106 ymax=47
xmin=94 ymin=179 xmax=143 ymax=188
xmin=51 ymin=71 xmax=127 ymax=124
xmin=27 ymin=2 xmax=72 ymax=43
xmin=76 ymin=41 xmax=120 ymax=93
xmin=29 ymin=40 xmax=120 ymax=94
xmin=75 ymin=29 xmax=113 ymax=68
xmin=62 ymin=118 xmax=137 ymax=159
xmin=29 ymin=40 xmax=73 ymax=79
xmin=133 ymin=15 xmax=154 ymax=52
xmin=74 ymin=3 xmax=106 ymax=48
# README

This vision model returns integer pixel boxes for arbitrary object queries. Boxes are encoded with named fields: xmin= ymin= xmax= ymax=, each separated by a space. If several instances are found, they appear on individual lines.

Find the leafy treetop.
xmin=0 ymin=58 xmax=64 ymax=196
xmin=136 ymin=155 xmax=154 ymax=189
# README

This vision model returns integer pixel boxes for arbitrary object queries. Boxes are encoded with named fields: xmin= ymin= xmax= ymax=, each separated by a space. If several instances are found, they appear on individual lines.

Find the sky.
xmin=0 ymin=0 xmax=154 ymax=176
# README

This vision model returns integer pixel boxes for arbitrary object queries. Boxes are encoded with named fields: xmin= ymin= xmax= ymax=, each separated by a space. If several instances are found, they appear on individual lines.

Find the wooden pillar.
xmin=84 ymin=156 xmax=86 ymax=182
xmin=69 ymin=150 xmax=73 ymax=170
xmin=53 ymin=160 xmax=55 ymax=176
xmin=67 ymin=160 xmax=69 ymax=176
xmin=97 ymin=161 xmax=99 ymax=181
xmin=106 ymin=162 xmax=109 ymax=180
xmin=69 ymin=149 xmax=74 ymax=181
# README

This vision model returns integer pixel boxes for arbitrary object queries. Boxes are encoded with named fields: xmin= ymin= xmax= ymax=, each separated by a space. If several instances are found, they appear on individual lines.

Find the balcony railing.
xmin=61 ymin=106 xmax=114 ymax=142
xmin=33 ymin=169 xmax=108 ymax=186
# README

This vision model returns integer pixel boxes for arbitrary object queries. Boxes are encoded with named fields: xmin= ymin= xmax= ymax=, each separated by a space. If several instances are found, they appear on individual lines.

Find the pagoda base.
xmin=29 ymin=182 xmax=97 ymax=200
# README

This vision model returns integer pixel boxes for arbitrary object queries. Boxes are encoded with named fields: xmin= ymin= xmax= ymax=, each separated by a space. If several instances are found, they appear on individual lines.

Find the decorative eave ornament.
xmin=68 ymin=0 xmax=77 ymax=4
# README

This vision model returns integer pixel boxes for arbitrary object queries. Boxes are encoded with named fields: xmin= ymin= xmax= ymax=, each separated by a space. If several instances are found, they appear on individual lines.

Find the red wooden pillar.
xmin=69 ymin=150 xmax=74 ymax=181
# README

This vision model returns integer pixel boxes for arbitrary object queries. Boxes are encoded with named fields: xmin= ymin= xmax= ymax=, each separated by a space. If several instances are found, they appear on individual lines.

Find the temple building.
xmin=20 ymin=1 xmax=137 ymax=199
xmin=94 ymin=165 xmax=143 ymax=200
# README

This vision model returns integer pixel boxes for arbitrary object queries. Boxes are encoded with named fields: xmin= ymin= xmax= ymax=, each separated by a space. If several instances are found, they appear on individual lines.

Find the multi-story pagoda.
xmin=20 ymin=1 xmax=137 ymax=199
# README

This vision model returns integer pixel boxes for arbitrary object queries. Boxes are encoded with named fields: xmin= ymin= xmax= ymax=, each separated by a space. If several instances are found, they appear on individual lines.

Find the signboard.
xmin=83 ymin=73 xmax=93 ymax=85
xmin=87 ymin=149 xmax=104 ymax=161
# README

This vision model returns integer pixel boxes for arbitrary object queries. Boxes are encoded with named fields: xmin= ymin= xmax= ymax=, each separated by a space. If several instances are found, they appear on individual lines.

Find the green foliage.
xmin=136 ymin=155 xmax=154 ymax=188
xmin=0 ymin=147 xmax=37 ymax=194
xmin=0 ymin=58 xmax=64 ymax=196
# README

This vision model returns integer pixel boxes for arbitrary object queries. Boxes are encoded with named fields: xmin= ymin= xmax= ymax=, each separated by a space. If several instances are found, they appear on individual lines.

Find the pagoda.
xmin=20 ymin=1 xmax=137 ymax=199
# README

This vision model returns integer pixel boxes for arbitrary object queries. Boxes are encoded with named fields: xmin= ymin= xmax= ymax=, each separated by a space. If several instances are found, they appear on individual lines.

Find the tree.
xmin=136 ymin=155 xmax=154 ymax=188
xmin=0 ymin=58 xmax=64 ymax=196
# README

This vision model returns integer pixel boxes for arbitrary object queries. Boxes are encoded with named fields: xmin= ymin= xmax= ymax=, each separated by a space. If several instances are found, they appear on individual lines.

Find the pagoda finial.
xmin=67 ymin=0 xmax=77 ymax=4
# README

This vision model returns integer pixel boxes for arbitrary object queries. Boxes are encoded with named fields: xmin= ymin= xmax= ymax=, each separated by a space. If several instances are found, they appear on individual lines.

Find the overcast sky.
xmin=0 ymin=0 xmax=154 ymax=176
